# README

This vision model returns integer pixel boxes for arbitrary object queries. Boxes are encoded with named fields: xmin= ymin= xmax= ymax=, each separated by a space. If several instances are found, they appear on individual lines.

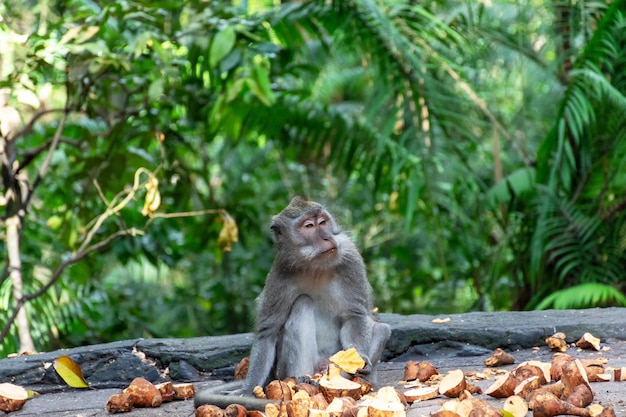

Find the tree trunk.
xmin=6 ymin=214 xmax=34 ymax=353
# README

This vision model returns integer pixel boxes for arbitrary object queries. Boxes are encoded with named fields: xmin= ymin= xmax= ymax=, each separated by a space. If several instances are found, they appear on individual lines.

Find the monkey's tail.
xmin=194 ymin=389 xmax=278 ymax=410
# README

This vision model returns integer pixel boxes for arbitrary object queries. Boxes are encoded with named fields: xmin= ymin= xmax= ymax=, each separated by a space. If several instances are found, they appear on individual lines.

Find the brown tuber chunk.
xmin=484 ymin=348 xmax=515 ymax=367
xmin=545 ymin=332 xmax=568 ymax=352
xmin=467 ymin=404 xmax=503 ymax=417
xmin=155 ymin=381 xmax=175 ymax=402
xmin=612 ymin=367 xmax=626 ymax=381
xmin=403 ymin=361 xmax=419 ymax=381
xmin=173 ymin=382 xmax=196 ymax=400
xmin=123 ymin=377 xmax=162 ymax=408
xmin=294 ymin=382 xmax=320 ymax=397
xmin=565 ymin=384 xmax=594 ymax=408
xmin=550 ymin=353 xmax=574 ymax=381
xmin=235 ymin=357 xmax=249 ymax=380
xmin=503 ymin=395 xmax=528 ymax=417
xmin=319 ymin=365 xmax=363 ymax=402
xmin=575 ymin=332 xmax=601 ymax=351
xmin=106 ymin=392 xmax=134 ymax=413
xmin=529 ymin=391 xmax=590 ymax=417
xmin=403 ymin=386 xmax=439 ymax=402
xmin=265 ymin=380 xmax=293 ymax=401
xmin=485 ymin=372 xmax=518 ymax=398
xmin=225 ymin=403 xmax=248 ymax=417
xmin=513 ymin=376 xmax=541 ymax=399
xmin=415 ymin=360 xmax=439 ymax=382
xmin=438 ymin=369 xmax=467 ymax=398
xmin=560 ymin=359 xmax=591 ymax=399
xmin=197 ymin=404 xmax=226 ymax=417
xmin=514 ymin=364 xmax=548 ymax=385
xmin=0 ymin=382 xmax=29 ymax=412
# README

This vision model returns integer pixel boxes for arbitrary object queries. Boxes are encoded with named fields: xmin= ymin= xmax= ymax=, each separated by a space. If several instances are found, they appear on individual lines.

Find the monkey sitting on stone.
xmin=195 ymin=196 xmax=391 ymax=409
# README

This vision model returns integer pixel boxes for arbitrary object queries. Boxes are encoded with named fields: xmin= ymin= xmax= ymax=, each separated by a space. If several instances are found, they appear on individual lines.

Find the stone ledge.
xmin=0 ymin=307 xmax=623 ymax=391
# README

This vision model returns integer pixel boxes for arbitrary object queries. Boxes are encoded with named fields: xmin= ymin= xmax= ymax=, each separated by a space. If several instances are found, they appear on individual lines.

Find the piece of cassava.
xmin=485 ymin=372 xmax=517 ymax=398
xmin=156 ymin=381 xmax=175 ymax=402
xmin=265 ymin=402 xmax=288 ymax=417
xmin=123 ymin=377 xmax=163 ymax=408
xmin=438 ymin=369 xmax=466 ymax=398
xmin=106 ymin=392 xmax=134 ymax=413
xmin=0 ymin=383 xmax=29 ymax=412
xmin=550 ymin=353 xmax=574 ymax=381
xmin=286 ymin=396 xmax=310 ymax=417
xmin=173 ymin=382 xmax=196 ymax=400
xmin=319 ymin=373 xmax=363 ymax=402
xmin=529 ymin=391 xmax=590 ymax=417
xmin=309 ymin=409 xmax=331 ymax=417
xmin=545 ymin=332 xmax=568 ymax=352
xmin=512 ymin=376 xmax=541 ymax=399
xmin=514 ymin=363 xmax=547 ymax=385
xmin=265 ymin=380 xmax=293 ymax=401
xmin=560 ymin=359 xmax=591 ymax=399
xmin=367 ymin=400 xmax=406 ymax=417
xmin=329 ymin=348 xmax=366 ymax=374
xmin=503 ymin=395 xmax=528 ymax=417
xmin=430 ymin=412 xmax=461 ymax=417
xmin=234 ymin=357 xmax=249 ymax=380
xmin=484 ymin=348 xmax=515 ymax=367
xmin=575 ymin=332 xmax=601 ymax=351
xmin=225 ymin=404 xmax=248 ymax=417
xmin=403 ymin=361 xmax=419 ymax=381
xmin=517 ymin=360 xmax=551 ymax=384
xmin=467 ymin=404 xmax=503 ymax=417
xmin=294 ymin=382 xmax=319 ymax=396
xmin=196 ymin=404 xmax=225 ymax=417
xmin=351 ymin=376 xmax=373 ymax=396
xmin=416 ymin=360 xmax=439 ymax=382
xmin=612 ymin=367 xmax=626 ymax=381
xmin=403 ymin=386 xmax=439 ymax=402
xmin=565 ymin=383 xmax=594 ymax=408
xmin=326 ymin=397 xmax=357 ymax=417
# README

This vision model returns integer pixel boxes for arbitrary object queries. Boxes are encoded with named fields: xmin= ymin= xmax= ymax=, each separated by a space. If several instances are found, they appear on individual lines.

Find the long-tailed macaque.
xmin=195 ymin=197 xmax=391 ymax=409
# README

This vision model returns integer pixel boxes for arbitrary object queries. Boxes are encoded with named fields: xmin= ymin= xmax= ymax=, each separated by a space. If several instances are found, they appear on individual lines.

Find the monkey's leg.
xmin=362 ymin=321 xmax=391 ymax=383
xmin=275 ymin=295 xmax=319 ymax=379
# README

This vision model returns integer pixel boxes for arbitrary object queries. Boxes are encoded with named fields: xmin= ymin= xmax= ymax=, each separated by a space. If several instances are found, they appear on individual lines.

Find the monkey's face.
xmin=298 ymin=212 xmax=338 ymax=261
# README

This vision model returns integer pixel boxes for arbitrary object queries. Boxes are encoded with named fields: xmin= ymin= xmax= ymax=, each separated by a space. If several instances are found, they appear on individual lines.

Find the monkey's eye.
xmin=318 ymin=218 xmax=327 ymax=225
xmin=303 ymin=220 xmax=315 ymax=228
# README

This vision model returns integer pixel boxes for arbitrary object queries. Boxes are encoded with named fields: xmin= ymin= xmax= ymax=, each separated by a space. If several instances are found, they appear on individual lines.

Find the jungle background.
xmin=1 ymin=0 xmax=625 ymax=358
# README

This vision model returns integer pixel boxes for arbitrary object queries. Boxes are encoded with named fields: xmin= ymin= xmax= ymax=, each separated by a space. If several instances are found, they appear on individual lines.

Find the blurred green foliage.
xmin=0 ymin=0 xmax=625 ymax=357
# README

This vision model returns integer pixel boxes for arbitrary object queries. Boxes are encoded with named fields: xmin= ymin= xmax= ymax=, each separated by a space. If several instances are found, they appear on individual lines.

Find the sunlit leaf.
xmin=218 ymin=213 xmax=239 ymax=252
xmin=53 ymin=356 xmax=89 ymax=388
xmin=210 ymin=26 xmax=236 ymax=66
xmin=141 ymin=177 xmax=161 ymax=217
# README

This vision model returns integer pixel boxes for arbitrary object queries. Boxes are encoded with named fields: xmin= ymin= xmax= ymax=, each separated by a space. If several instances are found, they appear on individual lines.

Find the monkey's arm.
xmin=339 ymin=313 xmax=391 ymax=375
xmin=194 ymin=381 xmax=278 ymax=410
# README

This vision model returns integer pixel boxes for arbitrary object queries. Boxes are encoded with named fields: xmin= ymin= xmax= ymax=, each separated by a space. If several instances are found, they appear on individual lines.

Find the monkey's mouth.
xmin=320 ymin=247 xmax=337 ymax=256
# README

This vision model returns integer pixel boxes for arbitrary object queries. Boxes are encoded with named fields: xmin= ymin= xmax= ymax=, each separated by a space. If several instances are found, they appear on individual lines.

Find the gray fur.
xmin=195 ymin=197 xmax=391 ymax=410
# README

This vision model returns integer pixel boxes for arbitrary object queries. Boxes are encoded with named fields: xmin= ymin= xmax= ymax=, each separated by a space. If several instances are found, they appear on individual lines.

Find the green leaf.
xmin=53 ymin=356 xmax=89 ymax=388
xmin=148 ymin=79 xmax=164 ymax=101
xmin=210 ymin=27 xmax=236 ymax=67
xmin=248 ymin=66 xmax=275 ymax=106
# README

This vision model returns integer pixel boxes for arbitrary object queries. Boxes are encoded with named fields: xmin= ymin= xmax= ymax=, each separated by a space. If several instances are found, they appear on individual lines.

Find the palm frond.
xmin=537 ymin=2 xmax=626 ymax=191
xmin=536 ymin=282 xmax=626 ymax=310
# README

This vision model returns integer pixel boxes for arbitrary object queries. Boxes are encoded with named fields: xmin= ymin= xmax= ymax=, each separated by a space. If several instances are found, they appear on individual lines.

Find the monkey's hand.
xmin=355 ymin=354 xmax=373 ymax=375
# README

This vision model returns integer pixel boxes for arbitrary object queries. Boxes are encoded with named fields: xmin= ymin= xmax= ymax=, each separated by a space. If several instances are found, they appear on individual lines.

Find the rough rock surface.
xmin=0 ymin=307 xmax=624 ymax=416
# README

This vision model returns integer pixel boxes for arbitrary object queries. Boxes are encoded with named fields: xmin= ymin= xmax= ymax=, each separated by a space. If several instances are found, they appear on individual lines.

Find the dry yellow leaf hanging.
xmin=52 ymin=356 xmax=89 ymax=388
xmin=218 ymin=213 xmax=239 ymax=252
xmin=141 ymin=176 xmax=161 ymax=217
xmin=329 ymin=348 xmax=366 ymax=375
